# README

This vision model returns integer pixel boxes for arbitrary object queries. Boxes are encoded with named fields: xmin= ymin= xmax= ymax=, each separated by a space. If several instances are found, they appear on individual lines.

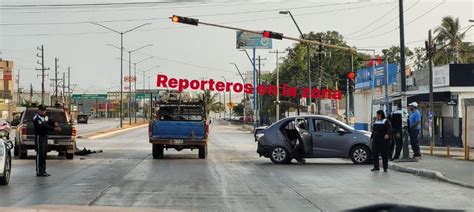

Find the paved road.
xmin=1 ymin=123 xmax=473 ymax=211
xmin=75 ymin=118 xmax=120 ymax=136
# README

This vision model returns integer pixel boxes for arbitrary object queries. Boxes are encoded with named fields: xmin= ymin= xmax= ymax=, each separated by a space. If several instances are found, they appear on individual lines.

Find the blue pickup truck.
xmin=148 ymin=97 xmax=209 ymax=159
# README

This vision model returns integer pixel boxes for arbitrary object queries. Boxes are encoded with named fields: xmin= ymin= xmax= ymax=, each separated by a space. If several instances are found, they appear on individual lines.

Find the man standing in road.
xmin=33 ymin=105 xmax=61 ymax=177
xmin=408 ymin=102 xmax=422 ymax=159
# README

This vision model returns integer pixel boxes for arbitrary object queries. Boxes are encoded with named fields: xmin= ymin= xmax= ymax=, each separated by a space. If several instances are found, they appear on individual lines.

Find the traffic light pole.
xmin=192 ymin=20 xmax=355 ymax=52
xmin=253 ymin=48 xmax=257 ymax=128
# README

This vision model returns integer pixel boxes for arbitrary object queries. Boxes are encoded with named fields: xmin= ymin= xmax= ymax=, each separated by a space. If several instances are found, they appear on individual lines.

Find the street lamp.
xmin=280 ymin=10 xmax=312 ymax=113
xmin=92 ymin=22 xmax=151 ymax=128
xmin=137 ymin=66 xmax=159 ymax=120
xmin=220 ymin=76 xmax=227 ymax=120
xmin=230 ymin=62 xmax=247 ymax=124
xmin=109 ymin=44 xmax=153 ymax=124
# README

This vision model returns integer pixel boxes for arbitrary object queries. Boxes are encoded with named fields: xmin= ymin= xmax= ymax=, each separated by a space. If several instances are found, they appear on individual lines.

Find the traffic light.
xmin=348 ymin=71 xmax=356 ymax=92
xmin=170 ymin=15 xmax=199 ymax=26
xmin=262 ymin=30 xmax=283 ymax=40
xmin=338 ymin=74 xmax=347 ymax=93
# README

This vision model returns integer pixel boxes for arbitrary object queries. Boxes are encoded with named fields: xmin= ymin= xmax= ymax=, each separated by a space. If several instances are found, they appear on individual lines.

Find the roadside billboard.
xmin=355 ymin=63 xmax=398 ymax=89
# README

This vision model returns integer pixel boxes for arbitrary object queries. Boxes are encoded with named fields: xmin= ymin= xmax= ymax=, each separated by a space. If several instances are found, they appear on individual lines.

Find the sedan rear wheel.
xmin=270 ymin=146 xmax=291 ymax=164
xmin=350 ymin=145 xmax=370 ymax=164
xmin=0 ymin=153 xmax=11 ymax=185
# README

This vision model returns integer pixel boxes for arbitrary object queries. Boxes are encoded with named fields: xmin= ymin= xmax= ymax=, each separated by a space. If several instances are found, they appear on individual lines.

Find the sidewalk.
xmin=389 ymin=155 xmax=474 ymax=189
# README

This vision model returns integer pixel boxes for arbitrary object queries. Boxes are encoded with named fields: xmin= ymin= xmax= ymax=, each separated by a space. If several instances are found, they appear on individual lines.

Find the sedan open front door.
xmin=294 ymin=118 xmax=313 ymax=156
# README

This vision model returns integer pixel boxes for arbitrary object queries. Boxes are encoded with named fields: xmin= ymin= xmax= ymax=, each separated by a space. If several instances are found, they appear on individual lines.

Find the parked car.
xmin=77 ymin=114 xmax=89 ymax=124
xmin=255 ymin=115 xmax=372 ymax=164
xmin=0 ymin=128 xmax=13 ymax=185
xmin=13 ymin=106 xmax=77 ymax=159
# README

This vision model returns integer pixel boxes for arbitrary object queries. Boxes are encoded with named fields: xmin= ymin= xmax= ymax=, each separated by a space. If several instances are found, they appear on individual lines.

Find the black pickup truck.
xmin=13 ymin=106 xmax=76 ymax=159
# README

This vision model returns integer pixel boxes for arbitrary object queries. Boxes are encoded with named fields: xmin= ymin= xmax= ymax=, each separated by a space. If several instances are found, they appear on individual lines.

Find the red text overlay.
xmin=156 ymin=74 xmax=342 ymax=100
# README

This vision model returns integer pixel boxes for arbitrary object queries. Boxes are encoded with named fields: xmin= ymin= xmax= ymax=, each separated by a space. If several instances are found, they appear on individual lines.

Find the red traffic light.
xmin=347 ymin=72 xmax=355 ymax=80
xmin=262 ymin=30 xmax=283 ymax=40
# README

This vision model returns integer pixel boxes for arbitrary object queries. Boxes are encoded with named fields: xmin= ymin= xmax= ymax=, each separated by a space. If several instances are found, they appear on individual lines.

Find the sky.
xmin=0 ymin=0 xmax=473 ymax=97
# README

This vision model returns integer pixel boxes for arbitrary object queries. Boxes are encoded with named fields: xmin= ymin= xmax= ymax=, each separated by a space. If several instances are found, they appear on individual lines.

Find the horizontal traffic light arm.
xmin=170 ymin=15 xmax=356 ymax=52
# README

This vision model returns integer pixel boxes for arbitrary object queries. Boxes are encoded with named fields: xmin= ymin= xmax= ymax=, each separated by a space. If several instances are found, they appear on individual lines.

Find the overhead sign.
xmin=236 ymin=31 xmax=272 ymax=49
xmin=72 ymin=94 xmax=107 ymax=100
xmin=124 ymin=76 xmax=137 ymax=82
xmin=355 ymin=63 xmax=398 ymax=89
xmin=135 ymin=93 xmax=151 ymax=99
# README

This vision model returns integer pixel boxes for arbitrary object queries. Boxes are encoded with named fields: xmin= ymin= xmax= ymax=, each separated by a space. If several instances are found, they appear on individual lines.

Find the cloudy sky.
xmin=1 ymin=0 xmax=472 ymax=96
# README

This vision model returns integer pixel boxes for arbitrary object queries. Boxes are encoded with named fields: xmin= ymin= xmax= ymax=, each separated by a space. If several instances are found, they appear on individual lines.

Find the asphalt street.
xmin=75 ymin=118 xmax=121 ymax=136
xmin=1 ymin=123 xmax=473 ymax=211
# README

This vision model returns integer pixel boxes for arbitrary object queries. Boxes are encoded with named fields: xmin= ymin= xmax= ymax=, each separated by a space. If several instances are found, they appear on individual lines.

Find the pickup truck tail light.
xmin=148 ymin=122 xmax=153 ymax=138
xmin=72 ymin=127 xmax=77 ymax=137
xmin=21 ymin=127 xmax=27 ymax=135
xmin=204 ymin=123 xmax=209 ymax=138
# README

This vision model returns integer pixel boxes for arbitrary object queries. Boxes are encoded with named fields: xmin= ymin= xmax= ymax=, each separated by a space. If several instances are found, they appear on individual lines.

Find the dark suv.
xmin=13 ymin=106 xmax=77 ymax=159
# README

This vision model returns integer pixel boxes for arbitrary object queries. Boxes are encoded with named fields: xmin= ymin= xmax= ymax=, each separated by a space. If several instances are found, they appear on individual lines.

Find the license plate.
xmin=172 ymin=139 xmax=184 ymax=144
xmin=48 ymin=140 xmax=54 ymax=145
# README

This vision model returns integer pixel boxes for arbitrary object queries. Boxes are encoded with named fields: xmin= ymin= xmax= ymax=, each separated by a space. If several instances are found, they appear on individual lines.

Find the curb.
xmin=87 ymin=124 xmax=148 ymax=140
xmin=389 ymin=163 xmax=474 ymax=189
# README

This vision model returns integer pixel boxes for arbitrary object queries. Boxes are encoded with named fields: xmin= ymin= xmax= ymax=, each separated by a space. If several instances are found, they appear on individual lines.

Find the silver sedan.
xmin=255 ymin=115 xmax=372 ymax=164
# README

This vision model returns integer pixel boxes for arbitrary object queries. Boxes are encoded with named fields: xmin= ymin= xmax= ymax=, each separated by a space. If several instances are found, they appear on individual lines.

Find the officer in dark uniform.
xmin=371 ymin=110 xmax=393 ymax=172
xmin=33 ymin=105 xmax=61 ymax=177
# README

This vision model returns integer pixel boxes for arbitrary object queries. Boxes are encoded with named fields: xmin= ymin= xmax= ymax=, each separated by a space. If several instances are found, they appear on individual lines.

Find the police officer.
xmin=388 ymin=105 xmax=403 ymax=160
xmin=33 ymin=105 xmax=61 ymax=177
xmin=371 ymin=110 xmax=393 ymax=172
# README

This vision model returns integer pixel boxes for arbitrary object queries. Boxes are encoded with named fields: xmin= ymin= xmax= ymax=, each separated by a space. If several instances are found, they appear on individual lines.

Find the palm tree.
xmin=203 ymin=89 xmax=224 ymax=115
xmin=434 ymin=16 xmax=471 ymax=64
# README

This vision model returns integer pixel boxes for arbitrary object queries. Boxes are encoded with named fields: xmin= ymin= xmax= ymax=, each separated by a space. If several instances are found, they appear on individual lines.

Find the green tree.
xmin=434 ymin=16 xmax=472 ymax=64
xmin=203 ymin=89 xmax=223 ymax=115
xmin=381 ymin=46 xmax=414 ymax=64
xmin=413 ymin=47 xmax=427 ymax=72
xmin=233 ymin=103 xmax=244 ymax=116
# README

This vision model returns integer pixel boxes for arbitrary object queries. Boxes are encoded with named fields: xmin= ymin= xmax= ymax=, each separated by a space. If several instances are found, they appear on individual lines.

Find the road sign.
xmin=135 ymin=93 xmax=151 ymax=99
xmin=236 ymin=31 xmax=272 ymax=49
xmin=72 ymin=94 xmax=107 ymax=100
xmin=124 ymin=76 xmax=137 ymax=82
xmin=226 ymin=102 xmax=235 ymax=110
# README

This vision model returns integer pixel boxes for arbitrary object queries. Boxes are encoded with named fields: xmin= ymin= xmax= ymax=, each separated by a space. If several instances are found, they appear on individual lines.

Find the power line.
xmin=134 ymin=52 xmax=236 ymax=74
xmin=1 ymin=2 xmax=392 ymax=37
xmin=344 ymin=3 xmax=399 ymax=38
xmin=346 ymin=0 xmax=446 ymax=41
xmin=345 ymin=0 xmax=420 ymax=39
xmin=0 ymin=1 xmax=172 ymax=8
xmin=1 ymin=2 xmax=363 ymax=26
xmin=0 ymin=2 xmax=311 ymax=14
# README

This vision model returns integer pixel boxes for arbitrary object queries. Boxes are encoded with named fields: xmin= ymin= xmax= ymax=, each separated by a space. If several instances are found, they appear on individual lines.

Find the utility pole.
xmin=269 ymin=50 xmax=285 ymax=121
xmin=53 ymin=57 xmax=59 ymax=105
xmin=62 ymin=72 xmax=66 ymax=104
xmin=36 ymin=45 xmax=49 ymax=105
xmin=134 ymin=63 xmax=137 ymax=124
xmin=29 ymin=84 xmax=33 ymax=103
xmin=67 ymin=67 xmax=71 ymax=111
xmin=257 ymin=56 xmax=266 ymax=124
xmin=426 ymin=30 xmax=436 ymax=156
xmin=17 ymin=69 xmax=21 ymax=105
xmin=399 ymin=0 xmax=410 ymax=161
xmin=317 ymin=38 xmax=323 ymax=115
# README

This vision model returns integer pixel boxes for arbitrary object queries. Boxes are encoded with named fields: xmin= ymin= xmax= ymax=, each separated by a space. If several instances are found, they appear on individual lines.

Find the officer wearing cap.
xmin=33 ymin=105 xmax=61 ymax=177
xmin=408 ymin=102 xmax=422 ymax=158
